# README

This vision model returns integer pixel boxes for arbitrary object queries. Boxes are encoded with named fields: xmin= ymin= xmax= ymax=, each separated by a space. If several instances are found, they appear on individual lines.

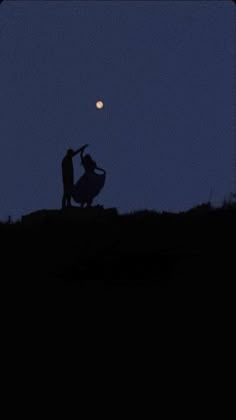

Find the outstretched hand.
xmin=80 ymin=144 xmax=88 ymax=151
xmin=72 ymin=144 xmax=89 ymax=157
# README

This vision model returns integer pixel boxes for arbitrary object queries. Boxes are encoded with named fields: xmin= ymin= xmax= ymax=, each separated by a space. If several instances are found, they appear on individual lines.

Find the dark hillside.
xmin=1 ymin=205 xmax=235 ymax=295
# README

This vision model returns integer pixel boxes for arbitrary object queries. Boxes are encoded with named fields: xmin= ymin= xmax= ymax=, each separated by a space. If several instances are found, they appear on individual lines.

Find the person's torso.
xmin=83 ymin=159 xmax=96 ymax=173
xmin=62 ymin=156 xmax=74 ymax=184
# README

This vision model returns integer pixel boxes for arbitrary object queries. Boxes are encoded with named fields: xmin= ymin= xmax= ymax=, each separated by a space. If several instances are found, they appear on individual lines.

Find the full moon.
xmin=96 ymin=100 xmax=104 ymax=109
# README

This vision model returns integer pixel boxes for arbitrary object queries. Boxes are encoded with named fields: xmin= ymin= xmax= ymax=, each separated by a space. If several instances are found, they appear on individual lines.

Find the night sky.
xmin=0 ymin=0 xmax=235 ymax=220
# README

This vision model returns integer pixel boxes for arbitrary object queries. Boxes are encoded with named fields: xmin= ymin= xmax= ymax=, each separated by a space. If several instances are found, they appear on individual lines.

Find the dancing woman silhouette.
xmin=72 ymin=145 xmax=106 ymax=207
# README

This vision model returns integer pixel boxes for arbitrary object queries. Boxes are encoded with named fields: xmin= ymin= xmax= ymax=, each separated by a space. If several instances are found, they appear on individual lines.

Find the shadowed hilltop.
xmin=1 ymin=203 xmax=235 ymax=293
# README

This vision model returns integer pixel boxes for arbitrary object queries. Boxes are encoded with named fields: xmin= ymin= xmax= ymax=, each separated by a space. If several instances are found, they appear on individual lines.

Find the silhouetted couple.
xmin=62 ymin=144 xmax=106 ymax=209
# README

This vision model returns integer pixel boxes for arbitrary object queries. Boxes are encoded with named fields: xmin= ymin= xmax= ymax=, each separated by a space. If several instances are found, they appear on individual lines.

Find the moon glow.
xmin=96 ymin=100 xmax=104 ymax=109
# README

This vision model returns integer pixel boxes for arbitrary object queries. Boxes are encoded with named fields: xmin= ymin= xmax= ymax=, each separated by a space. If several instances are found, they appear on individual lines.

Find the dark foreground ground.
xmin=1 ymin=204 xmax=234 ymax=398
xmin=1 ymin=204 xmax=235 ymax=294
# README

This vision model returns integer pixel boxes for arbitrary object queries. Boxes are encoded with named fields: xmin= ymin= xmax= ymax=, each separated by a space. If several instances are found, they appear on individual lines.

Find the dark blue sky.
xmin=0 ymin=0 xmax=235 ymax=220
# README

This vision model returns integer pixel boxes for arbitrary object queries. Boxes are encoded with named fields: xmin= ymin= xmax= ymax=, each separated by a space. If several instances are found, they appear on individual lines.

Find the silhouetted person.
xmin=72 ymin=146 xmax=106 ymax=207
xmin=61 ymin=145 xmax=88 ymax=209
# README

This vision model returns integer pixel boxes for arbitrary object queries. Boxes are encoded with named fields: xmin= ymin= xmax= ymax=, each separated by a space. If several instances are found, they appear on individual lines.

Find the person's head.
xmin=83 ymin=154 xmax=96 ymax=170
xmin=66 ymin=149 xmax=74 ymax=158
xmin=83 ymin=154 xmax=93 ymax=163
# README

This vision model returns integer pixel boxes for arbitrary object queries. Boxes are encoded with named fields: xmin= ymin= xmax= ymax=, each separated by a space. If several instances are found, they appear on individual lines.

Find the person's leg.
xmin=63 ymin=184 xmax=72 ymax=208
xmin=62 ymin=193 xmax=66 ymax=209
xmin=67 ymin=194 xmax=72 ymax=207
xmin=86 ymin=199 xmax=93 ymax=208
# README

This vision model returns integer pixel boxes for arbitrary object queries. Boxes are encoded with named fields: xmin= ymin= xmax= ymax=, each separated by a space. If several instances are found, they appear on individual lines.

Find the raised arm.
xmin=72 ymin=144 xmax=88 ymax=158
